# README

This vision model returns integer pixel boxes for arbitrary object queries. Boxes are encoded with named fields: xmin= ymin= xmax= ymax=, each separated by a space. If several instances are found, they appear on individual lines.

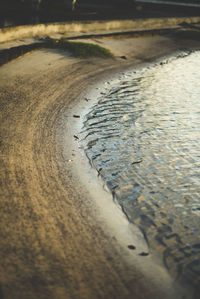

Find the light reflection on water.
xmin=81 ymin=51 xmax=200 ymax=289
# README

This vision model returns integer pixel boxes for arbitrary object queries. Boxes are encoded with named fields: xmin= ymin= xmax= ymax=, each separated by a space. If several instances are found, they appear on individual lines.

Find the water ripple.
xmin=81 ymin=51 xmax=200 ymax=290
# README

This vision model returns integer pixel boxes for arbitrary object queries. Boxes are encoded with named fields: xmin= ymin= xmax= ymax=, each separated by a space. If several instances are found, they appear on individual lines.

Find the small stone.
xmin=128 ymin=245 xmax=136 ymax=250
xmin=120 ymin=56 xmax=127 ymax=60
xmin=139 ymin=252 xmax=149 ymax=256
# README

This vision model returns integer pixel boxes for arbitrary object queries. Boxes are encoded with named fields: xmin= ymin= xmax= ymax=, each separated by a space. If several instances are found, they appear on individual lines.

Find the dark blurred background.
xmin=0 ymin=0 xmax=200 ymax=28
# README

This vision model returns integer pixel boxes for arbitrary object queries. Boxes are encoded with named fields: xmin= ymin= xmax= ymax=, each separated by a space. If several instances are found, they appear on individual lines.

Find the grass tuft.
xmin=45 ymin=38 xmax=114 ymax=59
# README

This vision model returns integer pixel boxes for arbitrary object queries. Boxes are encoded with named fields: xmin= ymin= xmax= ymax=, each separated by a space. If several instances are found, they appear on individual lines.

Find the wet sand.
xmin=0 ymin=34 xmax=200 ymax=298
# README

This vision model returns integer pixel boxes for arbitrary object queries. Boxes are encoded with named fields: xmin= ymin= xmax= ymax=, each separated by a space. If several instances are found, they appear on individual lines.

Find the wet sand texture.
xmin=1 ymin=34 xmax=200 ymax=299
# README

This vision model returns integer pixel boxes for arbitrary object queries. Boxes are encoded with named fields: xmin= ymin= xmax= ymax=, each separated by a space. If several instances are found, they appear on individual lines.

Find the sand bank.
xmin=0 ymin=33 xmax=200 ymax=299
xmin=1 ymin=16 xmax=200 ymax=43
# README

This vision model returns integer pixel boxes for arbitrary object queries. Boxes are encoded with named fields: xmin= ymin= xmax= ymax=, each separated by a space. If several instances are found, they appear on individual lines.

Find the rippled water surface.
xmin=81 ymin=51 xmax=200 ymax=289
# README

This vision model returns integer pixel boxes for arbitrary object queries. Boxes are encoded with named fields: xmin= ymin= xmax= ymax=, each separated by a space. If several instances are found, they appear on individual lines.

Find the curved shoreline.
xmin=76 ymin=51 xmax=200 ymax=293
xmin=0 ymin=32 xmax=200 ymax=298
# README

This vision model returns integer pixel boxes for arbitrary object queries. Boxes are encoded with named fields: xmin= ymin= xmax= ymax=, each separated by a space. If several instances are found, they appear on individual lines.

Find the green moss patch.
xmin=0 ymin=37 xmax=114 ymax=67
xmin=45 ymin=38 xmax=114 ymax=59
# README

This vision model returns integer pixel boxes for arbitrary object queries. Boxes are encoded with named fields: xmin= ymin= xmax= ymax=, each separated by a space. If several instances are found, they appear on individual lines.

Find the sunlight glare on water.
xmin=81 ymin=51 xmax=200 ymax=289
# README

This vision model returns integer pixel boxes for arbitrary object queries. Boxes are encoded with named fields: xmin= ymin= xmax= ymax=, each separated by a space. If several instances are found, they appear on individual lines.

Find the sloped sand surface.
xmin=0 ymin=35 xmax=199 ymax=298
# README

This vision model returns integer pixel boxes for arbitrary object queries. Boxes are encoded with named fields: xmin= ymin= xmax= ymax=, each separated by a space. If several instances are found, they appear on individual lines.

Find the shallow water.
xmin=81 ymin=51 xmax=200 ymax=289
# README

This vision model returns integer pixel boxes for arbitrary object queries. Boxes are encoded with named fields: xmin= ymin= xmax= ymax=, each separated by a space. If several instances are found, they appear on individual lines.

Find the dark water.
xmin=1 ymin=0 xmax=200 ymax=28
xmin=81 ymin=51 xmax=200 ymax=290
xmin=136 ymin=0 xmax=200 ymax=6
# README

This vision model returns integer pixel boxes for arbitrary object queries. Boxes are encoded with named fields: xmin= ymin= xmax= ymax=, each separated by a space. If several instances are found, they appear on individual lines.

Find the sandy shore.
xmin=0 ymin=33 xmax=200 ymax=299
